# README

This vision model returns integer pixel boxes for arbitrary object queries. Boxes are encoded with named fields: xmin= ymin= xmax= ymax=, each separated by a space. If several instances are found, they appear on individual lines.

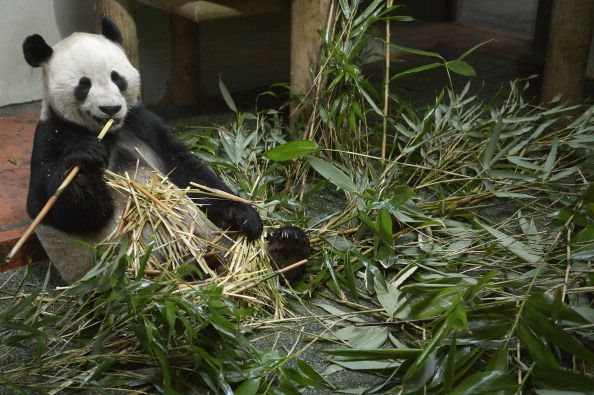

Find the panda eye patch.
xmin=74 ymin=77 xmax=91 ymax=101
xmin=111 ymin=70 xmax=127 ymax=91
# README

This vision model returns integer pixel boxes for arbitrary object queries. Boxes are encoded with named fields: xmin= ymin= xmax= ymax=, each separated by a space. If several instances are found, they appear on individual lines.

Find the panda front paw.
xmin=215 ymin=201 xmax=263 ymax=241
xmin=63 ymin=137 xmax=108 ymax=173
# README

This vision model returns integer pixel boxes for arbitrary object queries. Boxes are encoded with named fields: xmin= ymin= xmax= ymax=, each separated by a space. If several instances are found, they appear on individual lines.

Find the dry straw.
xmin=102 ymin=170 xmax=290 ymax=318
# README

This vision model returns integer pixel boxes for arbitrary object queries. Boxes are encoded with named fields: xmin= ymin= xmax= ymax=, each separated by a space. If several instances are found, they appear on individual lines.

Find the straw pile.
xmin=101 ymin=170 xmax=288 ymax=318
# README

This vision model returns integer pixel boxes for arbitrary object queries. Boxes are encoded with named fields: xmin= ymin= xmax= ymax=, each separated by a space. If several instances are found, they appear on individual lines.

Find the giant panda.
xmin=23 ymin=18 xmax=307 ymax=284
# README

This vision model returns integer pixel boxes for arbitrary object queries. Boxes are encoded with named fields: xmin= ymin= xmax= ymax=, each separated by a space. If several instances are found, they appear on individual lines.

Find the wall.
xmin=0 ymin=1 xmax=290 ymax=109
xmin=457 ymin=0 xmax=539 ymax=38
xmin=0 ymin=0 xmax=95 ymax=107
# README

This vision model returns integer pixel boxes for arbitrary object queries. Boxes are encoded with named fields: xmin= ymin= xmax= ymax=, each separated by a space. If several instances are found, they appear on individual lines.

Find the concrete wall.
xmin=0 ymin=0 xmax=95 ymax=107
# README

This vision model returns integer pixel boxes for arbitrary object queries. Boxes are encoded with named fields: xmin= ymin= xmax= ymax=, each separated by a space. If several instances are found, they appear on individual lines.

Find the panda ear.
xmin=23 ymin=34 xmax=53 ymax=67
xmin=101 ymin=17 xmax=123 ymax=44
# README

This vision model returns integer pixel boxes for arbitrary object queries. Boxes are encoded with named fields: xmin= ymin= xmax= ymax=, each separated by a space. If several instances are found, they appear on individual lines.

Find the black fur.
xmin=267 ymin=226 xmax=310 ymax=282
xmin=74 ymin=77 xmax=92 ymax=101
xmin=27 ymin=106 xmax=263 ymax=239
xmin=27 ymin=112 xmax=113 ymax=233
xmin=101 ymin=17 xmax=123 ymax=44
xmin=111 ymin=71 xmax=127 ymax=91
xmin=23 ymin=34 xmax=53 ymax=67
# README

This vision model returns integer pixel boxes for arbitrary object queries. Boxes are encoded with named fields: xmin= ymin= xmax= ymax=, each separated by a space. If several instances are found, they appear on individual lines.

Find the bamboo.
xmin=4 ymin=119 xmax=115 ymax=264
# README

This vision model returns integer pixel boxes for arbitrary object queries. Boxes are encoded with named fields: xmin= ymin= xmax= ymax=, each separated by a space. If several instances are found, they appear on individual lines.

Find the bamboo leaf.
xmin=393 ymin=63 xmax=442 ymax=80
xmin=403 ymin=323 xmax=447 ymax=390
xmin=390 ymin=43 xmax=443 ymax=59
xmin=516 ymin=319 xmax=560 ymax=368
xmin=218 ymin=76 xmax=237 ymax=113
xmin=524 ymin=308 xmax=594 ymax=363
xmin=446 ymin=60 xmax=476 ymax=77
xmin=448 ymin=303 xmax=468 ymax=330
xmin=482 ymin=118 xmax=503 ymax=168
xmin=325 ymin=348 xmax=421 ymax=360
xmin=296 ymin=360 xmax=331 ymax=389
xmin=476 ymin=220 xmax=541 ymax=263
xmin=265 ymin=140 xmax=318 ymax=161
xmin=333 ymin=326 xmax=388 ymax=349
xmin=533 ymin=368 xmax=594 ymax=392
xmin=449 ymin=371 xmax=516 ymax=395
xmin=376 ymin=282 xmax=399 ymax=318
xmin=457 ymin=39 xmax=494 ymax=61
xmin=541 ymin=138 xmax=558 ymax=180
xmin=376 ymin=208 xmax=393 ymax=247
xmin=235 ymin=378 xmax=261 ymax=395
xmin=308 ymin=156 xmax=357 ymax=193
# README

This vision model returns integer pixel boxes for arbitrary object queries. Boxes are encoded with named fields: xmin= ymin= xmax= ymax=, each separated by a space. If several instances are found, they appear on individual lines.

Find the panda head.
xmin=23 ymin=18 xmax=140 ymax=131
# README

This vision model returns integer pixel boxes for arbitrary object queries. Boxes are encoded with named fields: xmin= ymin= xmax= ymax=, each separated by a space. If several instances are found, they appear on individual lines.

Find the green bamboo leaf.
xmin=376 ymin=282 xmax=399 ymax=318
xmin=403 ymin=323 xmax=448 ymax=390
xmin=342 ymin=252 xmax=358 ymax=301
xmin=218 ymin=76 xmax=237 ymax=113
xmin=572 ymin=223 xmax=594 ymax=245
xmin=235 ymin=378 xmax=261 ymax=395
xmin=325 ymin=348 xmax=421 ymax=360
xmin=307 ymin=156 xmax=357 ymax=193
xmin=393 ymin=62 xmax=442 ymax=80
xmin=403 ymin=349 xmax=438 ymax=391
xmin=444 ymin=335 xmax=457 ymax=391
xmin=390 ymin=185 xmax=417 ymax=207
xmin=527 ymin=293 xmax=589 ymax=324
xmin=448 ymin=303 xmax=468 ymax=330
xmin=457 ymin=39 xmax=494 ymax=61
xmin=376 ymin=208 xmax=393 ymax=247
xmin=164 ymin=300 xmax=176 ymax=340
xmin=485 ymin=346 xmax=509 ymax=372
xmin=476 ymin=220 xmax=540 ymax=263
xmin=296 ymin=360 xmax=331 ymax=388
xmin=533 ymin=367 xmax=594 ymax=392
xmin=482 ymin=119 xmax=502 ymax=168
xmin=542 ymin=138 xmax=558 ymax=180
xmin=449 ymin=371 xmax=516 ymax=395
xmin=390 ymin=43 xmax=443 ymax=59
xmin=446 ymin=60 xmax=476 ymax=77
xmin=516 ymin=319 xmax=560 ymax=368
xmin=264 ymin=140 xmax=318 ymax=161
xmin=524 ymin=308 xmax=594 ymax=363
xmin=331 ymin=360 xmax=401 ymax=371
xmin=582 ymin=184 xmax=594 ymax=203
xmin=333 ymin=326 xmax=388 ymax=349
xmin=507 ymin=155 xmax=542 ymax=170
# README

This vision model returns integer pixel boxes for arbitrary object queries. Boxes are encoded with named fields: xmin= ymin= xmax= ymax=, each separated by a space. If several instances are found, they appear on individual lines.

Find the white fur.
xmin=40 ymin=33 xmax=140 ymax=131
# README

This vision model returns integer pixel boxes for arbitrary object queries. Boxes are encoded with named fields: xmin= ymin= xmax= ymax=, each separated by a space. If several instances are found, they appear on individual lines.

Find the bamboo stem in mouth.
xmin=4 ymin=119 xmax=115 ymax=264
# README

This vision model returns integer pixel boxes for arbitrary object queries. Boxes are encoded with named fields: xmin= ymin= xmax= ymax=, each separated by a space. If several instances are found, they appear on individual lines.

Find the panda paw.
xmin=63 ymin=137 xmax=108 ymax=172
xmin=216 ymin=202 xmax=263 ymax=240
xmin=267 ymin=226 xmax=310 ymax=283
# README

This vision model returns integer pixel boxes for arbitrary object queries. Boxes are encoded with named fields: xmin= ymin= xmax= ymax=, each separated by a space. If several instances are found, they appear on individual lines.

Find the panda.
xmin=23 ymin=18 xmax=307 ymax=284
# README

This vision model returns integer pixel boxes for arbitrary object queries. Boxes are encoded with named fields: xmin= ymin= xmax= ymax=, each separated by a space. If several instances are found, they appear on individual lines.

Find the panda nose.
xmin=99 ymin=105 xmax=121 ymax=116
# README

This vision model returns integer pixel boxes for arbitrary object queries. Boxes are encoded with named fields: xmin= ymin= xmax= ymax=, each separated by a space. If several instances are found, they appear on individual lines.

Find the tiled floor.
xmin=0 ymin=21 xmax=539 ymax=271
xmin=0 ymin=102 xmax=45 ymax=270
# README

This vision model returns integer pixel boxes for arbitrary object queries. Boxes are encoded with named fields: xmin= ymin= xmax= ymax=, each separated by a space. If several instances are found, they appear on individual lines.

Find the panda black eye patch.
xmin=74 ymin=77 xmax=92 ymax=101
xmin=111 ymin=70 xmax=127 ymax=91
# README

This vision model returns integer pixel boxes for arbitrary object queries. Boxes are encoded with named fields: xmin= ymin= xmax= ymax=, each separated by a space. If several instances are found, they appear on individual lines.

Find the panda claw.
xmin=216 ymin=201 xmax=263 ymax=241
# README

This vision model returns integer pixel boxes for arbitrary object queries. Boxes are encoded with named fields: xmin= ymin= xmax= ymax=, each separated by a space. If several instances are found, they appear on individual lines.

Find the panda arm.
xmin=131 ymin=108 xmax=262 ymax=240
xmin=26 ymin=120 xmax=114 ymax=233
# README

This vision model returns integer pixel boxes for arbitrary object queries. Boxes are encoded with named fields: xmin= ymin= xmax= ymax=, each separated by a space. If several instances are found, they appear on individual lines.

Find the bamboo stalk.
xmin=381 ymin=0 xmax=394 ymax=160
xmin=4 ymin=119 xmax=115 ymax=264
